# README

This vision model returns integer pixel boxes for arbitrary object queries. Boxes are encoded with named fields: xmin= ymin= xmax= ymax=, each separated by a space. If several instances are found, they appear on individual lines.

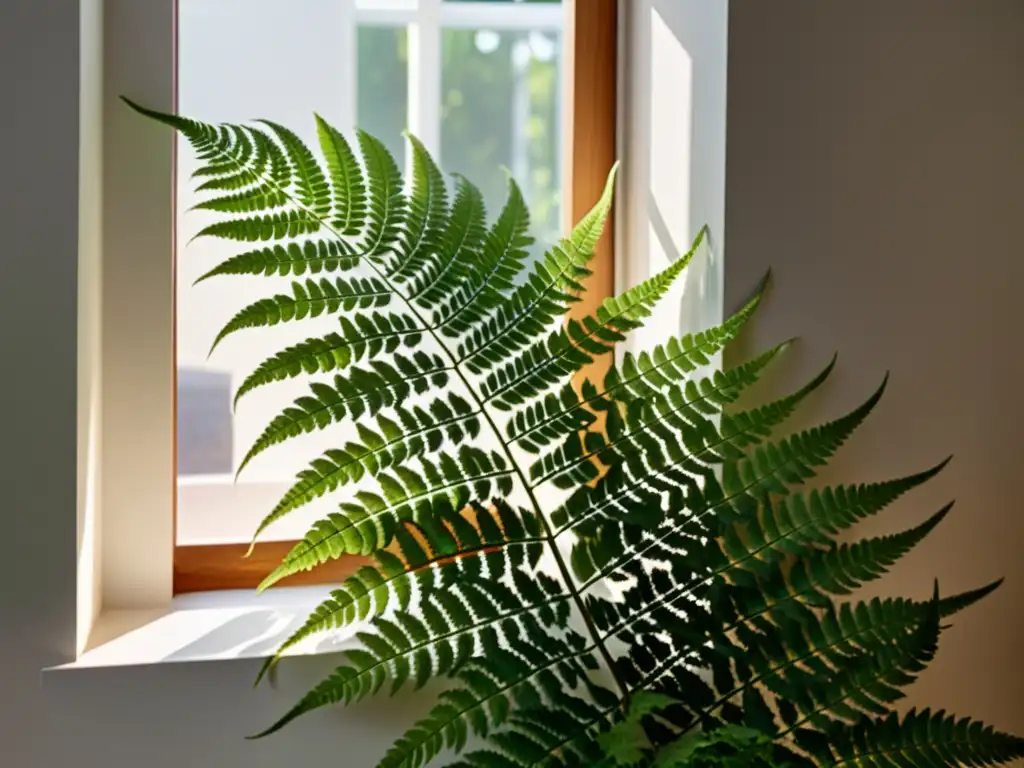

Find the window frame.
xmin=173 ymin=0 xmax=570 ymax=552
xmin=100 ymin=0 xmax=618 ymax=604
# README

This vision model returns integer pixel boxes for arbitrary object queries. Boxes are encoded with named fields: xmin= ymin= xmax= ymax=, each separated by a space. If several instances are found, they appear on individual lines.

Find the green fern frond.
xmin=127 ymin=99 xmax=1021 ymax=768
xmin=191 ymin=131 xmax=269 ymax=191
xmin=831 ymin=708 xmax=1024 ymax=767
xmin=483 ymin=227 xmax=708 ymax=412
xmin=507 ymin=275 xmax=768 ymax=452
xmin=782 ymin=590 xmax=941 ymax=750
xmin=567 ymin=363 xmax=851 ymax=592
xmin=250 ymin=444 xmax=515 ymax=547
xmin=678 ymin=594 xmax=941 ymax=742
xmin=786 ymin=502 xmax=952 ymax=599
xmin=209 ymin=276 xmax=391 ymax=353
xmin=190 ymin=124 xmax=261 ymax=179
xmin=492 ymin=701 xmax=609 ymax=768
xmin=630 ymin=578 xmax=1001 ymax=742
xmin=192 ymin=209 xmax=322 ymax=243
xmin=410 ymin=174 xmax=488 ymax=309
xmin=528 ymin=343 xmax=788 ymax=493
xmin=357 ymin=129 xmax=406 ymax=258
xmin=932 ymin=577 xmax=1004 ymax=617
xmin=550 ymin=343 xmax=788 ymax=538
xmin=193 ymin=240 xmax=360 ymax=284
xmin=123 ymin=96 xmax=220 ymax=148
xmin=255 ymin=570 xmax=571 ymax=740
xmin=255 ymin=502 xmax=545 ymax=680
xmin=562 ymin=354 xmax=836 ymax=564
xmin=237 ymin=352 xmax=449 ymax=475
xmin=314 ymin=114 xmax=366 ymax=235
xmin=455 ymin=166 xmax=618 ymax=373
xmin=258 ymin=119 xmax=331 ymax=216
xmin=435 ymin=178 xmax=532 ymax=334
xmin=248 ymin=395 xmax=484 ymax=539
xmin=719 ymin=462 xmax=951 ymax=579
xmin=390 ymin=134 xmax=449 ymax=283
xmin=233 ymin=312 xmax=422 ymax=405
xmin=380 ymin=624 xmax=600 ymax=768
xmin=716 ymin=374 xmax=886 ymax=516
xmin=191 ymin=181 xmax=288 ymax=214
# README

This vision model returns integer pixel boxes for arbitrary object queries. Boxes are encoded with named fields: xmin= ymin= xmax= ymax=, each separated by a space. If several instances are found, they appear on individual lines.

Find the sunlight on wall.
xmin=76 ymin=0 xmax=104 ymax=656
xmin=76 ymin=406 xmax=101 ymax=656
xmin=647 ymin=5 xmax=694 ymax=340
xmin=618 ymin=0 xmax=726 ymax=386
xmin=648 ymin=7 xmax=693 ymax=272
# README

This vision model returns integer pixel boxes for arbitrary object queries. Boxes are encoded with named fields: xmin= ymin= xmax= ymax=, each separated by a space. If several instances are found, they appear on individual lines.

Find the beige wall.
xmin=726 ymin=0 xmax=1024 ymax=736
xmin=0 ymin=0 xmax=81 ymax=763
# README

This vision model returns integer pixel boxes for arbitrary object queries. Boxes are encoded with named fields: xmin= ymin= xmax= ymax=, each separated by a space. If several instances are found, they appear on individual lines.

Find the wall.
xmin=78 ymin=0 xmax=104 ymax=658
xmin=726 ymin=0 xmax=1024 ymax=739
xmin=0 ymin=0 xmax=82 ymax=764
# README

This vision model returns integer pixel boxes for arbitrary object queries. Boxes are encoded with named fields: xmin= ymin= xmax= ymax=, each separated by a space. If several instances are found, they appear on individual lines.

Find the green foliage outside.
xmin=358 ymin=24 xmax=561 ymax=246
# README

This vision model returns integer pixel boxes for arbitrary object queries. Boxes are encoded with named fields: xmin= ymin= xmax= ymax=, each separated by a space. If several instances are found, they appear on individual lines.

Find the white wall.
xmin=725 ymin=0 xmax=1024 ymax=740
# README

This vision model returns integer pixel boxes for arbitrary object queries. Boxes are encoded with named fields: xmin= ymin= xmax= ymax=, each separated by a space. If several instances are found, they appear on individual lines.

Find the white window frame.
xmin=98 ymin=0 xmax=569 ymax=615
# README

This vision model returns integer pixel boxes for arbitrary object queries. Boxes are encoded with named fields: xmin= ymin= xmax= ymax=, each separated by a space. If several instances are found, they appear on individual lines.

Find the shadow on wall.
xmin=163 ymin=611 xmax=304 ymax=662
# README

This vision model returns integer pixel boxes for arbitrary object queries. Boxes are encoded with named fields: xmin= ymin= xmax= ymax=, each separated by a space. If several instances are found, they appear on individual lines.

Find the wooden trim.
xmin=566 ymin=0 xmax=618 ymax=314
xmin=173 ymin=2 xmax=619 ymax=595
xmin=566 ymin=0 xmax=618 ymax=389
xmin=170 ymin=0 xmax=180 ymax=587
xmin=174 ymin=541 xmax=371 ymax=594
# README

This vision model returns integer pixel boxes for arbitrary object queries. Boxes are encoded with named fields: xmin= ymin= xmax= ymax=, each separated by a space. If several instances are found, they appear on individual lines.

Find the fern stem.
xmin=453 ymin=365 xmax=633 ymax=706
xmin=310 ymin=184 xmax=634 ymax=709
xmin=641 ymin=580 xmax=820 ymax=697
xmin=594 ymin=496 xmax=831 ymax=644
xmin=577 ymin=417 xmax=829 ymax=597
xmin=669 ymin=604 xmax=923 ymax=741
xmin=531 ymin=368 xmax=746 ymax=488
xmin=185 ymin=129 xmax=633 ymax=707
xmin=332 ymin=245 xmax=634 ymax=705
xmin=321 ymin=210 xmax=634 ymax=707
xmin=830 ymin=740 xmax=984 ymax=767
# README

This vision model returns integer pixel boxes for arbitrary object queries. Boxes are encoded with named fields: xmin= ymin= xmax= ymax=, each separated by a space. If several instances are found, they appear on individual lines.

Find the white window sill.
xmin=45 ymin=585 xmax=352 ymax=673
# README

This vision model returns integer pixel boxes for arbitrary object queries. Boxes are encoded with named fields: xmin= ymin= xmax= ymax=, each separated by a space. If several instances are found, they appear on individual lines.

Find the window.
xmin=102 ymin=0 xmax=616 ymax=596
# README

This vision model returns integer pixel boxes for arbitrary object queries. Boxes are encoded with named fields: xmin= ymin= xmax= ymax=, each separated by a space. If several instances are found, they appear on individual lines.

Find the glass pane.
xmin=357 ymin=26 xmax=409 ymax=170
xmin=358 ymin=0 xmax=418 ymax=8
xmin=176 ymin=2 xmax=562 ymax=547
xmin=441 ymin=28 xmax=562 ymax=246
xmin=445 ymin=1 xmax=561 ymax=4
xmin=176 ymin=0 xmax=361 ymax=544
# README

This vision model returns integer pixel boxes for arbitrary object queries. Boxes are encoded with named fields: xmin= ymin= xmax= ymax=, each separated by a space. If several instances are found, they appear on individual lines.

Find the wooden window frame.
xmin=174 ymin=0 xmax=619 ymax=594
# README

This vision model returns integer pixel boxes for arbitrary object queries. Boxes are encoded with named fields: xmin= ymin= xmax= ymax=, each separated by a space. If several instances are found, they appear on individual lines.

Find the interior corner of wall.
xmin=77 ymin=0 xmax=105 ymax=657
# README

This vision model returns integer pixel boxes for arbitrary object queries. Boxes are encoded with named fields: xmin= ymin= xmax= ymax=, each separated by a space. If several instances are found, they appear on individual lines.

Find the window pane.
xmin=358 ymin=26 xmax=409 ymax=169
xmin=441 ymin=28 xmax=562 ymax=246
xmin=445 ymin=1 xmax=561 ymax=4
xmin=176 ymin=1 xmax=563 ymax=547
xmin=176 ymin=0 xmax=357 ymax=544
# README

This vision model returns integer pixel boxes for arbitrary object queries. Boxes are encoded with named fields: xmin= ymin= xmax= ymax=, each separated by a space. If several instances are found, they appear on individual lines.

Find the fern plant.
xmin=128 ymin=98 xmax=1024 ymax=768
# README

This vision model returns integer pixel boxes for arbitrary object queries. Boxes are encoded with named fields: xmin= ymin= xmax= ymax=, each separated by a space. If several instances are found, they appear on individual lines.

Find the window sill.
xmin=46 ymin=585 xmax=350 ymax=673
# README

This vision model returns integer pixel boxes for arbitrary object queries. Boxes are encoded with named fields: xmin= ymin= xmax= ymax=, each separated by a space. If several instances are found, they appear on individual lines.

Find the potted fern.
xmin=128 ymin=98 xmax=1024 ymax=768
